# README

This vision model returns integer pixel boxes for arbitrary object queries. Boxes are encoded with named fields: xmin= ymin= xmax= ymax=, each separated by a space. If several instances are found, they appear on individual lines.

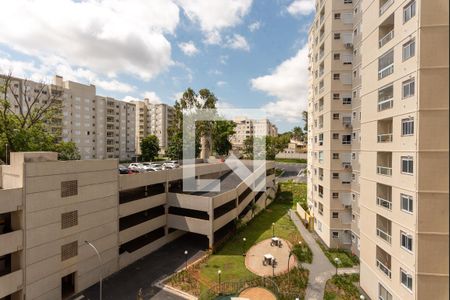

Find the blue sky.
xmin=0 ymin=0 xmax=314 ymax=132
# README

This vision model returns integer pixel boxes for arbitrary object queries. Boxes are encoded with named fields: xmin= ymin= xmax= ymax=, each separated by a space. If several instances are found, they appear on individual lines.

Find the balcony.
xmin=378 ymin=64 xmax=394 ymax=79
xmin=378 ymin=50 xmax=394 ymax=79
xmin=377 ymin=118 xmax=393 ymax=143
xmin=376 ymin=246 xmax=392 ymax=278
xmin=378 ymin=84 xmax=394 ymax=111
xmin=379 ymin=0 xmax=394 ymax=16
xmin=377 ymin=134 xmax=392 ymax=143
xmin=379 ymin=30 xmax=394 ymax=48
xmin=377 ymin=197 xmax=392 ymax=210
xmin=376 ymin=214 xmax=392 ymax=243
xmin=377 ymin=152 xmax=392 ymax=176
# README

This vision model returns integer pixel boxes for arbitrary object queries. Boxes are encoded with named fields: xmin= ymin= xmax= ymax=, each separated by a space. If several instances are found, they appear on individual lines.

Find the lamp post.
xmin=272 ymin=259 xmax=275 ymax=277
xmin=85 ymin=241 xmax=102 ymax=300
xmin=5 ymin=143 xmax=8 ymax=165
xmin=184 ymin=250 xmax=188 ymax=271
xmin=288 ymin=251 xmax=293 ymax=292
xmin=359 ymin=295 xmax=365 ymax=300
xmin=334 ymin=257 xmax=340 ymax=275
xmin=298 ymin=241 xmax=303 ymax=268
xmin=242 ymin=237 xmax=247 ymax=256
xmin=217 ymin=269 xmax=222 ymax=294
xmin=272 ymin=222 xmax=275 ymax=237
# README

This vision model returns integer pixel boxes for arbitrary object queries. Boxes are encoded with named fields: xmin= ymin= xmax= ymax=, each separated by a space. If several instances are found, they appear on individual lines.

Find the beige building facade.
xmin=308 ymin=0 xmax=449 ymax=299
xmin=231 ymin=117 xmax=278 ymax=150
xmin=1 ymin=75 xmax=136 ymax=161
xmin=0 ymin=152 xmax=276 ymax=299
xmin=132 ymin=99 xmax=174 ymax=155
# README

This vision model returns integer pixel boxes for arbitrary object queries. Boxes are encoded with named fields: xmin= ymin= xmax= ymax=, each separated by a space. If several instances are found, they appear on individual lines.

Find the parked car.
xmin=118 ymin=165 xmax=129 ymax=174
xmin=128 ymin=163 xmax=146 ymax=173
xmin=163 ymin=160 xmax=179 ymax=169
xmin=148 ymin=163 xmax=163 ymax=171
xmin=141 ymin=162 xmax=162 ymax=171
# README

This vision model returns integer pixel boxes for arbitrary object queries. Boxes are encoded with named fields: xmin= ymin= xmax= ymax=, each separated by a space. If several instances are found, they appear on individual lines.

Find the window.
xmin=332 ymin=192 xmax=339 ymax=198
xmin=342 ymin=135 xmax=351 ymax=145
xmin=379 ymin=284 xmax=393 ymax=300
xmin=333 ymin=173 xmax=339 ymax=179
xmin=333 ymin=73 xmax=340 ymax=80
xmin=343 ymin=97 xmax=352 ymax=104
xmin=332 ymin=231 xmax=339 ymax=238
xmin=401 ymin=269 xmax=413 ymax=291
xmin=401 ymin=231 xmax=413 ymax=252
xmin=332 ymin=212 xmax=339 ymax=218
xmin=401 ymin=194 xmax=413 ymax=213
xmin=334 ymin=53 xmax=341 ymax=60
xmin=401 ymin=118 xmax=414 ymax=136
xmin=403 ymin=39 xmax=416 ymax=61
xmin=61 ymin=211 xmax=78 ymax=229
xmin=61 ymin=241 xmax=78 ymax=261
xmin=333 ymin=133 xmax=339 ymax=139
xmin=334 ymin=13 xmax=341 ymax=19
xmin=344 ymin=0 xmax=352 ymax=3
xmin=402 ymin=79 xmax=415 ymax=98
xmin=403 ymin=1 xmax=416 ymax=23
xmin=61 ymin=180 xmax=78 ymax=198
xmin=333 ymin=113 xmax=340 ymax=120
xmin=401 ymin=156 xmax=414 ymax=174
xmin=318 ymin=203 xmax=324 ymax=214
xmin=333 ymin=153 xmax=340 ymax=159
xmin=333 ymin=93 xmax=340 ymax=100
xmin=351 ymin=152 xmax=356 ymax=160
xmin=334 ymin=33 xmax=341 ymax=39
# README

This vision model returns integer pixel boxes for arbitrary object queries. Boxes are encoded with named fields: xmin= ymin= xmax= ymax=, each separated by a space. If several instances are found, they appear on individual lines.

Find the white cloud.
xmin=248 ymin=21 xmax=261 ymax=32
xmin=123 ymin=96 xmax=141 ymax=103
xmin=216 ymin=81 xmax=227 ymax=87
xmin=250 ymin=45 xmax=309 ymax=123
xmin=287 ymin=0 xmax=315 ymax=16
xmin=178 ymin=41 xmax=199 ymax=56
xmin=225 ymin=34 xmax=250 ymax=51
xmin=0 ymin=0 xmax=180 ymax=81
xmin=176 ymin=0 xmax=253 ymax=44
xmin=143 ymin=91 xmax=162 ymax=104
xmin=219 ymin=55 xmax=229 ymax=65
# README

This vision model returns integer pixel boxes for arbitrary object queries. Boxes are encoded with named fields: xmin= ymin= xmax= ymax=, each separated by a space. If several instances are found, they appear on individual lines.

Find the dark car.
xmin=118 ymin=165 xmax=129 ymax=174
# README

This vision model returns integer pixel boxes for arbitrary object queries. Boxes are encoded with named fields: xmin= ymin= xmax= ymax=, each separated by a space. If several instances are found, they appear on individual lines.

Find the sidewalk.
xmin=289 ymin=210 xmax=359 ymax=300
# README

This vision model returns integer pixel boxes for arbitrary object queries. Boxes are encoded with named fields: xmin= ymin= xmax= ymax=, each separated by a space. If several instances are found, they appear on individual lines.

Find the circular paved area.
xmin=245 ymin=238 xmax=297 ymax=277
xmin=239 ymin=287 xmax=276 ymax=300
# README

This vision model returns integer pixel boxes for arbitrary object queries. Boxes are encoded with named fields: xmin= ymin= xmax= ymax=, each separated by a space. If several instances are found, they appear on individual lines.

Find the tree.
xmin=292 ymin=126 xmax=304 ymax=141
xmin=54 ymin=141 xmax=81 ymax=160
xmin=302 ymin=111 xmax=308 ymax=133
xmin=0 ymin=73 xmax=75 ymax=162
xmin=140 ymin=135 xmax=160 ymax=162
xmin=242 ymin=135 xmax=285 ymax=160
xmin=212 ymin=120 xmax=236 ymax=156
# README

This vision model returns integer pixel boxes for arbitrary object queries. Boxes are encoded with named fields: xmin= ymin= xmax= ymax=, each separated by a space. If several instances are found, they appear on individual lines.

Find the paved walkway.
xmin=245 ymin=238 xmax=297 ymax=277
xmin=288 ymin=210 xmax=359 ymax=300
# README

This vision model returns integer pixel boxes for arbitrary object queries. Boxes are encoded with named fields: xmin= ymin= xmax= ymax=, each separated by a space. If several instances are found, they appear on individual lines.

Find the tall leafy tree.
xmin=212 ymin=120 xmax=236 ymax=156
xmin=292 ymin=126 xmax=304 ymax=141
xmin=54 ymin=141 xmax=81 ymax=160
xmin=302 ymin=111 xmax=308 ymax=133
xmin=140 ymin=135 xmax=160 ymax=162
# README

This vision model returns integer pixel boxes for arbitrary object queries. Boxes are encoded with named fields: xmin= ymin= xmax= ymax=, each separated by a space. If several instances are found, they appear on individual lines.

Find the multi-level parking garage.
xmin=0 ymin=152 xmax=276 ymax=299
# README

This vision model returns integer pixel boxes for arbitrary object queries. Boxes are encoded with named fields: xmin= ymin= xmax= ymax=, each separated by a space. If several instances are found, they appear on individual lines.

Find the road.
xmin=275 ymin=162 xmax=307 ymax=183
xmin=73 ymin=234 xmax=207 ymax=300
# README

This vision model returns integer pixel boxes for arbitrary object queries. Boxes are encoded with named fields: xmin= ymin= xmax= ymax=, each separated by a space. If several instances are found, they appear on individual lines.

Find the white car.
xmin=128 ymin=163 xmax=147 ymax=173
xmin=163 ymin=160 xmax=180 ymax=169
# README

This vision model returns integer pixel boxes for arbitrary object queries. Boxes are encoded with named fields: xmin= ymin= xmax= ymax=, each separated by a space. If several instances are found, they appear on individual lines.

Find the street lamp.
xmin=334 ymin=257 xmax=340 ymax=275
xmin=217 ymin=269 xmax=222 ymax=294
xmin=272 ymin=222 xmax=275 ymax=237
xmin=85 ymin=241 xmax=102 ymax=300
xmin=272 ymin=259 xmax=276 ymax=277
xmin=184 ymin=250 xmax=188 ymax=271
xmin=359 ymin=295 xmax=365 ymax=300
xmin=5 ymin=143 xmax=8 ymax=165
xmin=242 ymin=237 xmax=247 ymax=256
xmin=288 ymin=251 xmax=293 ymax=291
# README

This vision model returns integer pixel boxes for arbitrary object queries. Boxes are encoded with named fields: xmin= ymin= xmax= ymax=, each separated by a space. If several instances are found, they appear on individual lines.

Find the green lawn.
xmin=277 ymin=180 xmax=308 ymax=211
xmin=316 ymin=241 xmax=359 ymax=268
xmin=168 ymin=183 xmax=311 ymax=298
xmin=275 ymin=158 xmax=307 ymax=164
xmin=324 ymin=274 xmax=361 ymax=300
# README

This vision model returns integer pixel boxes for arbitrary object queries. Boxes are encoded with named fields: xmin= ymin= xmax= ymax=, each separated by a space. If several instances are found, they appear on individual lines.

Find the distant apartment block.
xmin=132 ymin=99 xmax=174 ymax=155
xmin=0 ymin=152 xmax=276 ymax=299
xmin=1 ymin=75 xmax=136 ymax=161
xmin=308 ymin=0 xmax=448 ymax=299
xmin=231 ymin=117 xmax=278 ymax=150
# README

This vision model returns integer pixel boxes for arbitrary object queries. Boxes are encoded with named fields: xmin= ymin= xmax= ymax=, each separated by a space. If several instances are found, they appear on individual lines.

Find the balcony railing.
xmin=378 ymin=64 xmax=394 ymax=79
xmin=379 ymin=0 xmax=394 ymax=16
xmin=319 ymin=105 xmax=324 ymax=111
xmin=377 ymin=197 xmax=392 ymax=210
xmin=376 ymin=260 xmax=392 ymax=278
xmin=377 ymin=166 xmax=392 ymax=176
xmin=378 ymin=98 xmax=393 ymax=111
xmin=377 ymin=133 xmax=393 ymax=143
xmin=379 ymin=30 xmax=394 ymax=48
xmin=377 ymin=228 xmax=392 ymax=243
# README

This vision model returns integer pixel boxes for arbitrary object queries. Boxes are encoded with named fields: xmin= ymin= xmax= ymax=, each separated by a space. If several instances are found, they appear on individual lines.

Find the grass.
xmin=316 ymin=240 xmax=359 ymax=268
xmin=167 ymin=183 xmax=312 ymax=298
xmin=324 ymin=274 xmax=360 ymax=300
xmin=277 ymin=180 xmax=308 ymax=211
xmin=275 ymin=158 xmax=307 ymax=164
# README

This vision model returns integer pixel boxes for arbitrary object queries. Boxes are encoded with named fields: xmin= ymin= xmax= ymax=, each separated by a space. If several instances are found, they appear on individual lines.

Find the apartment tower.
xmin=308 ymin=0 xmax=449 ymax=299
xmin=231 ymin=117 xmax=279 ymax=151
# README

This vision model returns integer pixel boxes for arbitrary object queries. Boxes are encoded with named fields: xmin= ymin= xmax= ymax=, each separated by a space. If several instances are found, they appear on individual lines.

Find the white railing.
xmin=377 ymin=166 xmax=392 ymax=176
xmin=377 ymin=197 xmax=392 ymax=210
xmin=376 ymin=259 xmax=392 ymax=278
xmin=379 ymin=30 xmax=394 ymax=48
xmin=319 ymin=51 xmax=324 ymax=60
xmin=378 ymin=64 xmax=394 ymax=79
xmin=377 ymin=228 xmax=392 ymax=243
xmin=378 ymin=98 xmax=393 ymax=111
xmin=379 ymin=0 xmax=394 ymax=16
xmin=377 ymin=133 xmax=393 ymax=143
